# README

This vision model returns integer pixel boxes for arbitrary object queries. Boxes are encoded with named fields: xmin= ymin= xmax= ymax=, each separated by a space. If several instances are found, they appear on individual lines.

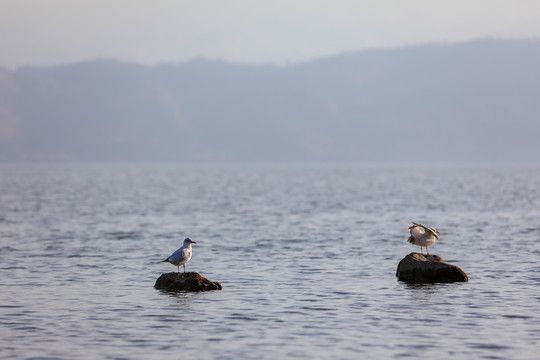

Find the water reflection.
xmin=399 ymin=282 xmax=467 ymax=303
xmin=157 ymin=289 xmax=202 ymax=300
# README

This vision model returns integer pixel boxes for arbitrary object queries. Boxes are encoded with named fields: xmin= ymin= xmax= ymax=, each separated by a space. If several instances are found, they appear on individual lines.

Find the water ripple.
xmin=0 ymin=164 xmax=539 ymax=360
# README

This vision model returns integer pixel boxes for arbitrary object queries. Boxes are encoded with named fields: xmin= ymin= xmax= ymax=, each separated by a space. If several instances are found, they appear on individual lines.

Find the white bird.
xmin=407 ymin=222 xmax=439 ymax=255
xmin=161 ymin=238 xmax=197 ymax=274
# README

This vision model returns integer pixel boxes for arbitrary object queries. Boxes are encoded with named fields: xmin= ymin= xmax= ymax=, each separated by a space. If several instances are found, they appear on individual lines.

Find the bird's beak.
xmin=192 ymin=241 xmax=197 ymax=244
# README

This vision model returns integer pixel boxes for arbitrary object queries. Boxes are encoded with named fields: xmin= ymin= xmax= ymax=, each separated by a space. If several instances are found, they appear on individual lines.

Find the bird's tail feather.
xmin=161 ymin=258 xmax=169 ymax=262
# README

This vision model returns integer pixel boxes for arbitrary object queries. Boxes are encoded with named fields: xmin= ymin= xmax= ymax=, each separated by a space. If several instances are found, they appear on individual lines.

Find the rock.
xmin=154 ymin=272 xmax=222 ymax=292
xmin=396 ymin=252 xmax=468 ymax=283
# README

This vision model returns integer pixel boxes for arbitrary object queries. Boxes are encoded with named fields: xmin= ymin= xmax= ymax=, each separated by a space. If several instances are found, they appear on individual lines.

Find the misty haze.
xmin=1 ymin=38 xmax=539 ymax=163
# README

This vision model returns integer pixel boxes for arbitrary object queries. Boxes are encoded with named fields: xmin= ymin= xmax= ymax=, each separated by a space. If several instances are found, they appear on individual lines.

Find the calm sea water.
xmin=0 ymin=163 xmax=539 ymax=359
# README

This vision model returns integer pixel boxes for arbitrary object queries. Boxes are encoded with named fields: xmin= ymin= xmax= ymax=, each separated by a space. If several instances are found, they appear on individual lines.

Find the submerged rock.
xmin=396 ymin=252 xmax=468 ymax=283
xmin=154 ymin=272 xmax=222 ymax=292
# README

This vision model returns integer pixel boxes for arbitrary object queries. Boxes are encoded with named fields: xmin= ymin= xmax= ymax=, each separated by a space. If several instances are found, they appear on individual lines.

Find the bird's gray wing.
xmin=429 ymin=227 xmax=440 ymax=239
xmin=169 ymin=248 xmax=188 ymax=262
xmin=417 ymin=223 xmax=440 ymax=239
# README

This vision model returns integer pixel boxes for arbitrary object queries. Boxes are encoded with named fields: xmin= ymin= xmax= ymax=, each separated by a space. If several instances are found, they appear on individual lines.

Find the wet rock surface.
xmin=396 ymin=252 xmax=468 ymax=283
xmin=154 ymin=272 xmax=222 ymax=292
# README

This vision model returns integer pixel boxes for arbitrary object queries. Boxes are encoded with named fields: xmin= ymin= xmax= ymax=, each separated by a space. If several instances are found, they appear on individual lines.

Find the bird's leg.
xmin=420 ymin=247 xmax=423 ymax=255
xmin=183 ymin=264 xmax=186 ymax=274
xmin=426 ymin=248 xmax=430 ymax=256
xmin=177 ymin=265 xmax=180 ymax=274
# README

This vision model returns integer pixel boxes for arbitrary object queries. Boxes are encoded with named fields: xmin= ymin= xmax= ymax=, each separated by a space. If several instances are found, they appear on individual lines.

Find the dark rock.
xmin=396 ymin=252 xmax=468 ymax=283
xmin=154 ymin=272 xmax=222 ymax=292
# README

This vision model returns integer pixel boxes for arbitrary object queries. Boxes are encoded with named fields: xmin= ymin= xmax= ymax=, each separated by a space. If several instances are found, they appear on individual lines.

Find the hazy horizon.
xmin=2 ymin=39 xmax=539 ymax=163
xmin=2 ymin=36 xmax=537 ymax=72
xmin=2 ymin=2 xmax=540 ymax=163
xmin=2 ymin=1 xmax=540 ymax=69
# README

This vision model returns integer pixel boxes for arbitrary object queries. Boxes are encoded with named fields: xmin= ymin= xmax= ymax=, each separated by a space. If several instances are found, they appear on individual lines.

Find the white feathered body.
xmin=407 ymin=223 xmax=439 ymax=248
xmin=162 ymin=238 xmax=196 ymax=270
xmin=166 ymin=245 xmax=192 ymax=267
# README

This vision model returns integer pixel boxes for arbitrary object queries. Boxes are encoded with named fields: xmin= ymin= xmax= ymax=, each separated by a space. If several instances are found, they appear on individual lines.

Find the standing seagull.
xmin=162 ymin=238 xmax=197 ymax=274
xmin=407 ymin=222 xmax=439 ymax=255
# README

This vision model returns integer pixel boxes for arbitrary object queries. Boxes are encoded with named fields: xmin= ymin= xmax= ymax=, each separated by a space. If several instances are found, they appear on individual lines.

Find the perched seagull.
xmin=407 ymin=222 xmax=439 ymax=255
xmin=162 ymin=238 xmax=197 ymax=274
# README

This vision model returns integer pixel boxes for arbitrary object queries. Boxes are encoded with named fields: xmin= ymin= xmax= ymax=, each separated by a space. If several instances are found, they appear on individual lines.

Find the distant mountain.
xmin=1 ymin=38 xmax=540 ymax=162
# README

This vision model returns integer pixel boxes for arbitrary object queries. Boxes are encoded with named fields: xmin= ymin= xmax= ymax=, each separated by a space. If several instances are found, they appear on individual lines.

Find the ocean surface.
xmin=0 ymin=163 xmax=539 ymax=359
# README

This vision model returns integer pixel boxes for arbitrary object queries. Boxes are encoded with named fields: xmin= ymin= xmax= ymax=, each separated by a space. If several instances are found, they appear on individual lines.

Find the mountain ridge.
xmin=1 ymin=38 xmax=539 ymax=162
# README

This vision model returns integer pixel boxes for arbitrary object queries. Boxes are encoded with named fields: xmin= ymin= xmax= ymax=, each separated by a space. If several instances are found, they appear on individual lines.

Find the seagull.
xmin=161 ymin=238 xmax=197 ymax=274
xmin=407 ymin=222 xmax=439 ymax=255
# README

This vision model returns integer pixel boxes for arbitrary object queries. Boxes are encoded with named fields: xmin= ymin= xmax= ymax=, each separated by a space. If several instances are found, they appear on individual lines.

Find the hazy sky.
xmin=2 ymin=0 xmax=540 ymax=69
